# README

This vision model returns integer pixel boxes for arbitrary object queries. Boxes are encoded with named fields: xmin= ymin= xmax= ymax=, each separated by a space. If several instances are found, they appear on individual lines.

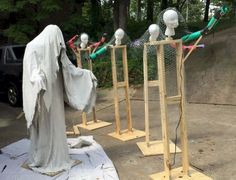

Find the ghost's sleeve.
xmin=60 ymin=51 xmax=97 ymax=113
xmin=23 ymin=48 xmax=46 ymax=128
xmin=29 ymin=55 xmax=46 ymax=91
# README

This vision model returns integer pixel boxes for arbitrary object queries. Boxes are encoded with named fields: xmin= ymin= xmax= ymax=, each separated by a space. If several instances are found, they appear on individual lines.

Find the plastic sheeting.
xmin=0 ymin=136 xmax=119 ymax=180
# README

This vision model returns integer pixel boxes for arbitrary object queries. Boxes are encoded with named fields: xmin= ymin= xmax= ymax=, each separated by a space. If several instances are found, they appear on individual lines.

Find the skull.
xmin=163 ymin=9 xmax=179 ymax=38
xmin=80 ymin=33 xmax=88 ymax=49
xmin=114 ymin=28 xmax=125 ymax=46
xmin=148 ymin=24 xmax=160 ymax=42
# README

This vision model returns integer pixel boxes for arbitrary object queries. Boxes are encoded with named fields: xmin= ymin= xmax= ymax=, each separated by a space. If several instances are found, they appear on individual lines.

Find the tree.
xmin=161 ymin=0 xmax=168 ymax=10
xmin=137 ymin=0 xmax=141 ymax=21
xmin=113 ymin=0 xmax=129 ymax=31
xmin=147 ymin=0 xmax=154 ymax=23
xmin=181 ymin=0 xmax=204 ymax=22
xmin=0 ymin=0 xmax=62 ymax=43
xmin=90 ymin=0 xmax=102 ymax=37
xmin=204 ymin=0 xmax=210 ymax=22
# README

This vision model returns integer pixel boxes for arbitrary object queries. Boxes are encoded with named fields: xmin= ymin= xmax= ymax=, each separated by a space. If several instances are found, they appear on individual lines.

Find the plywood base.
xmin=137 ymin=140 xmax=181 ymax=156
xmin=108 ymin=128 xmax=145 ymax=141
xmin=66 ymin=131 xmax=75 ymax=135
xmin=22 ymin=160 xmax=81 ymax=177
xmin=150 ymin=167 xmax=212 ymax=180
xmin=77 ymin=120 xmax=112 ymax=130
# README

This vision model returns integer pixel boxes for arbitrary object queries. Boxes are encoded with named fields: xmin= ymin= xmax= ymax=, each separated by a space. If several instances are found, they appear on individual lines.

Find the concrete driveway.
xmin=0 ymin=88 xmax=236 ymax=180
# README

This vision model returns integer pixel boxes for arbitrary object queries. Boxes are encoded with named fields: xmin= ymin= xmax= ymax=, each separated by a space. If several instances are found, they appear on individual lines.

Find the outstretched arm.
xmin=181 ymin=5 xmax=229 ymax=43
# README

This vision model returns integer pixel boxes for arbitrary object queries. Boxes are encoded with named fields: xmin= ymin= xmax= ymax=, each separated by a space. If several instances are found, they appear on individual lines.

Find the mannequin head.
xmin=114 ymin=28 xmax=125 ymax=46
xmin=148 ymin=24 xmax=160 ymax=42
xmin=80 ymin=33 xmax=89 ymax=49
xmin=163 ymin=9 xmax=179 ymax=38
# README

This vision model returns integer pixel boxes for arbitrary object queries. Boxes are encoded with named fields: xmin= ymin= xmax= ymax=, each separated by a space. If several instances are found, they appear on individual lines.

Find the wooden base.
xmin=22 ymin=160 xmax=81 ymax=177
xmin=77 ymin=120 xmax=112 ymax=130
xmin=66 ymin=125 xmax=80 ymax=136
xmin=136 ymin=140 xmax=181 ymax=156
xmin=150 ymin=167 xmax=212 ymax=180
xmin=108 ymin=128 xmax=145 ymax=141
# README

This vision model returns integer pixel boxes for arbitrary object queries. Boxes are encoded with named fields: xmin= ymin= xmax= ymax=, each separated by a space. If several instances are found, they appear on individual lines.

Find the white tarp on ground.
xmin=0 ymin=136 xmax=119 ymax=180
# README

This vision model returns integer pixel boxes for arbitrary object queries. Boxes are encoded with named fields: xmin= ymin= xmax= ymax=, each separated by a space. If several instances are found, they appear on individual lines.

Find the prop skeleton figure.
xmin=23 ymin=25 xmax=97 ymax=174
xmin=80 ymin=33 xmax=89 ymax=49
xmin=148 ymin=24 xmax=160 ymax=42
xmin=163 ymin=9 xmax=179 ymax=39
xmin=114 ymin=28 xmax=125 ymax=46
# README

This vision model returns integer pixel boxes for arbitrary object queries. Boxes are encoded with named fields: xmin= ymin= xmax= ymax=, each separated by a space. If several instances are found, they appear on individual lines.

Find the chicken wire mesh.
xmin=129 ymin=25 xmax=181 ymax=97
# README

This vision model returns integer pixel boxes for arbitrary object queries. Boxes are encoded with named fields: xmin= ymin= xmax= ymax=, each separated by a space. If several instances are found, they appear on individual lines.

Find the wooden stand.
xmin=137 ymin=41 xmax=181 ymax=156
xmin=108 ymin=45 xmax=145 ymax=141
xmin=74 ymin=47 xmax=112 ymax=130
xmin=140 ymin=40 xmax=212 ymax=180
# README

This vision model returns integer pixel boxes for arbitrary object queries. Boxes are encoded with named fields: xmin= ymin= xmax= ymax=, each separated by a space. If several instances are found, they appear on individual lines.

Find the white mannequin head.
xmin=163 ymin=9 xmax=179 ymax=39
xmin=80 ymin=33 xmax=88 ymax=49
xmin=114 ymin=28 xmax=125 ymax=46
xmin=148 ymin=24 xmax=160 ymax=42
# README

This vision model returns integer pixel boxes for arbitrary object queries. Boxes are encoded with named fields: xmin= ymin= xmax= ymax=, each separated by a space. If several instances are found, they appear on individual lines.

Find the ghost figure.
xmin=163 ymin=9 xmax=179 ymax=39
xmin=23 ymin=25 xmax=97 ymax=174
xmin=80 ymin=33 xmax=89 ymax=49
xmin=148 ymin=24 xmax=160 ymax=42
xmin=114 ymin=28 xmax=125 ymax=46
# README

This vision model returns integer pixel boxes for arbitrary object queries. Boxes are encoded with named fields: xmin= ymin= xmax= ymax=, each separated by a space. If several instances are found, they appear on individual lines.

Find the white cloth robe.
xmin=22 ymin=25 xmax=97 ymax=173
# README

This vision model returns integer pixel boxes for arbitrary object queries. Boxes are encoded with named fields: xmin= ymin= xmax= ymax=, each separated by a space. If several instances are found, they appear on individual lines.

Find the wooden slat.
xmin=111 ymin=47 xmax=121 ymax=134
xmin=73 ymin=125 xmax=80 ymax=135
xmin=166 ymin=95 xmax=181 ymax=104
xmin=117 ymin=81 xmax=126 ymax=88
xmin=183 ymin=36 xmax=202 ymax=62
xmin=77 ymin=47 xmax=91 ymax=51
xmin=92 ymin=107 xmax=97 ymax=122
xmin=82 ymin=112 xmax=87 ymax=125
xmin=143 ymin=44 xmax=150 ymax=145
xmin=145 ymin=39 xmax=182 ymax=46
xmin=76 ymin=50 xmax=82 ymax=68
xmin=176 ymin=41 xmax=190 ymax=175
xmin=157 ymin=44 xmax=171 ymax=179
xmin=66 ymin=131 xmax=74 ymax=135
xmin=122 ymin=47 xmax=133 ymax=132
xmin=109 ymin=45 xmax=126 ymax=49
xmin=148 ymin=80 xmax=159 ymax=87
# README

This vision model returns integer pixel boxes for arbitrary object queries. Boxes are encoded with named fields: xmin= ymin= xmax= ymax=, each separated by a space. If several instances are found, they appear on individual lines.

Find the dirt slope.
xmin=185 ymin=26 xmax=236 ymax=105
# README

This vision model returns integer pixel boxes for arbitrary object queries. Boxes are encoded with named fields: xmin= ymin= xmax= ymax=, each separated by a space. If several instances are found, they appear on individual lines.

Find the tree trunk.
xmin=113 ymin=0 xmax=119 ymax=30
xmin=90 ymin=0 xmax=101 ymax=36
xmin=127 ymin=0 xmax=130 ymax=20
xmin=233 ymin=0 xmax=236 ymax=17
xmin=119 ymin=0 xmax=128 ymax=30
xmin=147 ymin=0 xmax=154 ymax=23
xmin=113 ymin=0 xmax=128 ymax=31
xmin=137 ymin=0 xmax=141 ymax=21
xmin=204 ymin=0 xmax=210 ymax=22
xmin=179 ymin=0 xmax=187 ymax=12
xmin=161 ymin=0 xmax=168 ymax=11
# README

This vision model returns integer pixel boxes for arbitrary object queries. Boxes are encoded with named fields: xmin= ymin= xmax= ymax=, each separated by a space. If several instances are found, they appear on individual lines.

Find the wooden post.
xmin=76 ymin=48 xmax=91 ymax=126
xmin=108 ymin=45 xmax=145 ymax=141
xmin=176 ymin=42 xmax=190 ymax=175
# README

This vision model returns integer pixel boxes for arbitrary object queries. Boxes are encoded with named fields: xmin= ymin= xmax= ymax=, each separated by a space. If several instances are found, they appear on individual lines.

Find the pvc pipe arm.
xmin=89 ymin=46 xmax=108 ymax=60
